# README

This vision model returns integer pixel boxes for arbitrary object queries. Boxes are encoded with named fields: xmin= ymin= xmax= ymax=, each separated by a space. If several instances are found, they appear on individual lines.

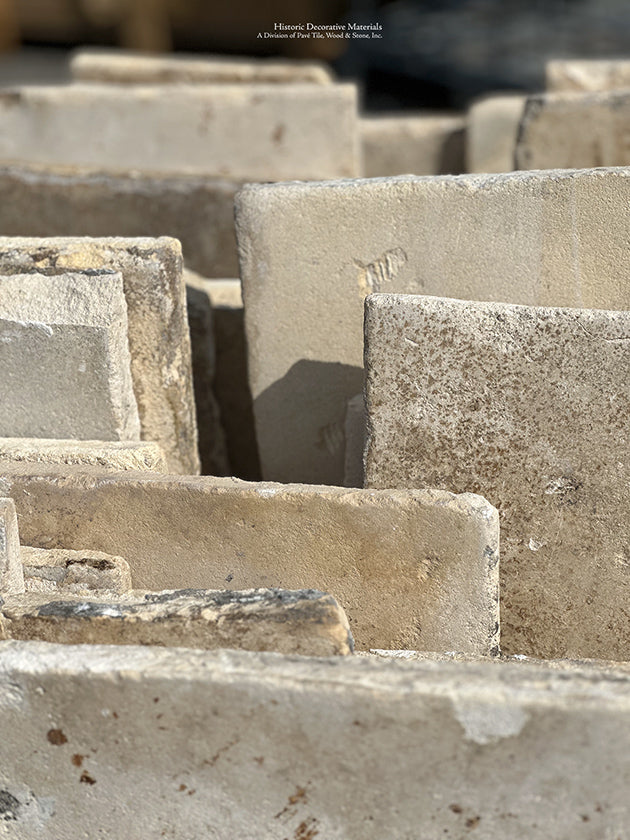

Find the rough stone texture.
xmin=0 ymin=163 xmax=241 ymax=277
xmin=361 ymin=113 xmax=465 ymax=177
xmin=0 ymin=498 xmax=23 ymax=595
xmin=515 ymin=90 xmax=630 ymax=170
xmin=546 ymin=58 xmax=630 ymax=92
xmin=364 ymin=293 xmax=630 ymax=661
xmin=21 ymin=546 xmax=132 ymax=595
xmin=0 ymin=271 xmax=140 ymax=441
xmin=343 ymin=393 xmax=365 ymax=489
xmin=0 ymin=84 xmax=359 ymax=180
xmin=1 ymin=643 xmax=630 ymax=838
xmin=71 ymin=48 xmax=334 ymax=85
xmin=466 ymin=94 xmax=525 ymax=172
xmin=1 ymin=588 xmax=353 ymax=656
xmin=236 ymin=168 xmax=630 ymax=484
xmin=184 ymin=270 xmax=230 ymax=476
xmin=200 ymin=277 xmax=260 ymax=480
xmin=0 ymin=237 xmax=198 ymax=474
xmin=0 ymin=438 xmax=166 ymax=473
xmin=0 ymin=465 xmax=500 ymax=654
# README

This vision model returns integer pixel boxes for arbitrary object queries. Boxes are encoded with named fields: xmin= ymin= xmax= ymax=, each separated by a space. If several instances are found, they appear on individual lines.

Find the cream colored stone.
xmin=0 ymin=271 xmax=140 ymax=442
xmin=0 ymin=642 xmax=629 ymax=837
xmin=0 ymin=497 xmax=23 ymax=595
xmin=515 ymin=91 xmax=630 ymax=169
xmin=236 ymin=169 xmax=630 ymax=484
xmin=546 ymin=58 xmax=630 ymax=92
xmin=2 ymin=588 xmax=353 ymax=655
xmin=71 ymin=48 xmax=334 ymax=85
xmin=466 ymin=94 xmax=525 ymax=172
xmin=0 ymin=84 xmax=359 ymax=180
xmin=364 ymin=293 xmax=630 ymax=661
xmin=0 ymin=237 xmax=198 ymax=474
xmin=0 ymin=465 xmax=499 ymax=653
xmin=0 ymin=438 xmax=166 ymax=472
xmin=21 ymin=546 xmax=132 ymax=595
xmin=361 ymin=113 xmax=465 ymax=177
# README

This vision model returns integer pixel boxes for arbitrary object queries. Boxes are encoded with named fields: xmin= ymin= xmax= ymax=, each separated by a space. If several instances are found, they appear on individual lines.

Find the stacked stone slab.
xmin=70 ymin=48 xmax=334 ymax=85
xmin=0 ymin=498 xmax=23 ymax=596
xmin=236 ymin=168 xmax=630 ymax=485
xmin=0 ymin=84 xmax=359 ymax=180
xmin=0 ymin=271 xmax=140 ymax=441
xmin=0 ymin=438 xmax=166 ymax=472
xmin=1 ymin=643 xmax=630 ymax=837
xmin=0 ymin=237 xmax=198 ymax=474
xmin=364 ymin=293 xmax=630 ymax=661
xmin=546 ymin=58 xmax=630 ymax=92
xmin=0 ymin=464 xmax=500 ymax=654
xmin=465 ymin=94 xmax=525 ymax=172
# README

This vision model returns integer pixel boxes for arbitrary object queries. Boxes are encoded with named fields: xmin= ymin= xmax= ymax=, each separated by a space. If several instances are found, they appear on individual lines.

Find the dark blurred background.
xmin=3 ymin=0 xmax=630 ymax=109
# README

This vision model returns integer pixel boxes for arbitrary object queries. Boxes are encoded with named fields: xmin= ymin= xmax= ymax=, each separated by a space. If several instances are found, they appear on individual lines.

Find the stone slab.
xmin=71 ymin=48 xmax=334 ymax=85
xmin=0 ymin=497 xmax=23 ymax=595
xmin=0 ymin=84 xmax=359 ymax=180
xmin=236 ymin=168 xmax=630 ymax=484
xmin=465 ymin=94 xmax=525 ymax=172
xmin=0 ymin=163 xmax=241 ymax=277
xmin=0 ymin=438 xmax=166 ymax=472
xmin=1 ymin=588 xmax=353 ymax=656
xmin=21 ymin=546 xmax=132 ymax=595
xmin=0 ymin=237 xmax=198 ymax=474
xmin=515 ymin=90 xmax=630 ymax=170
xmin=361 ymin=113 xmax=465 ymax=177
xmin=0 ymin=465 xmax=500 ymax=654
xmin=364 ymin=293 xmax=630 ymax=661
xmin=0 ymin=271 xmax=140 ymax=441
xmin=1 ymin=643 xmax=630 ymax=838
xmin=546 ymin=58 xmax=630 ymax=92
xmin=343 ymin=393 xmax=365 ymax=488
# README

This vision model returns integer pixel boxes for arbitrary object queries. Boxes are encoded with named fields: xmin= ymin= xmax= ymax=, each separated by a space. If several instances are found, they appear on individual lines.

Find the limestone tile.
xmin=0 ymin=438 xmax=166 ymax=472
xmin=465 ymin=94 xmax=525 ymax=172
xmin=343 ymin=393 xmax=365 ymax=488
xmin=546 ymin=58 xmax=630 ymax=92
xmin=0 ymin=497 xmax=23 ymax=595
xmin=364 ymin=293 xmax=630 ymax=660
xmin=21 ymin=546 xmax=132 ymax=595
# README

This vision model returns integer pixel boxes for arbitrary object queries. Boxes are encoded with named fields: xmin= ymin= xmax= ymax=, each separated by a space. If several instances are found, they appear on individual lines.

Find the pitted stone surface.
xmin=0 ymin=438 xmax=166 ymax=472
xmin=0 ymin=271 xmax=140 ymax=441
xmin=21 ymin=546 xmax=132 ymax=595
xmin=0 ymin=498 xmax=23 ymax=596
xmin=0 ymin=237 xmax=198 ymax=474
xmin=0 ymin=465 xmax=499 ymax=653
xmin=364 ymin=293 xmax=630 ymax=660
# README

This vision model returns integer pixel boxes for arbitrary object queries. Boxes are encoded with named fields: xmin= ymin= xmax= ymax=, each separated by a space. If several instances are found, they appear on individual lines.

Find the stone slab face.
xmin=1 ymin=588 xmax=353 ymax=656
xmin=0 ymin=498 xmax=23 ymax=595
xmin=71 ymin=48 xmax=334 ymax=85
xmin=546 ymin=58 xmax=630 ymax=92
xmin=0 ymin=466 xmax=500 ymax=654
xmin=0 ymin=237 xmax=198 ymax=474
xmin=361 ymin=113 xmax=465 ymax=177
xmin=0 ymin=84 xmax=359 ymax=180
xmin=21 ymin=546 xmax=132 ymax=595
xmin=465 ymin=94 xmax=525 ymax=173
xmin=0 ymin=271 xmax=140 ymax=441
xmin=343 ymin=393 xmax=365 ymax=488
xmin=1 ymin=643 xmax=630 ymax=838
xmin=0 ymin=163 xmax=241 ymax=278
xmin=364 ymin=293 xmax=630 ymax=661
xmin=0 ymin=438 xmax=166 ymax=472
xmin=515 ymin=91 xmax=630 ymax=170
xmin=236 ymin=168 xmax=630 ymax=484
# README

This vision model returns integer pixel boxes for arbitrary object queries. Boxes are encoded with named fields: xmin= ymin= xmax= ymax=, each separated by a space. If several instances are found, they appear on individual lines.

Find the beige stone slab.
xmin=2 ymin=588 xmax=353 ymax=656
xmin=0 ymin=237 xmax=198 ymax=474
xmin=21 ymin=546 xmax=132 ymax=595
xmin=343 ymin=393 xmax=365 ymax=489
xmin=0 ymin=465 xmax=499 ymax=654
xmin=236 ymin=168 xmax=630 ymax=484
xmin=546 ymin=58 xmax=630 ymax=92
xmin=364 ymin=293 xmax=630 ymax=661
xmin=0 ymin=438 xmax=166 ymax=472
xmin=71 ymin=48 xmax=334 ymax=85
xmin=361 ymin=113 xmax=465 ymax=177
xmin=0 ymin=84 xmax=359 ymax=180
xmin=1 ymin=643 xmax=630 ymax=838
xmin=0 ymin=271 xmax=140 ymax=441
xmin=465 ymin=94 xmax=525 ymax=172
xmin=0 ymin=163 xmax=241 ymax=277
xmin=0 ymin=497 xmax=23 ymax=595
xmin=515 ymin=90 xmax=630 ymax=170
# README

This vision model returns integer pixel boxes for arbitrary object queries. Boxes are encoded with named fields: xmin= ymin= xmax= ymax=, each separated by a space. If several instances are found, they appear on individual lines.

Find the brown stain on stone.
xmin=47 ymin=728 xmax=67 ymax=746
xmin=71 ymin=754 xmax=84 ymax=767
